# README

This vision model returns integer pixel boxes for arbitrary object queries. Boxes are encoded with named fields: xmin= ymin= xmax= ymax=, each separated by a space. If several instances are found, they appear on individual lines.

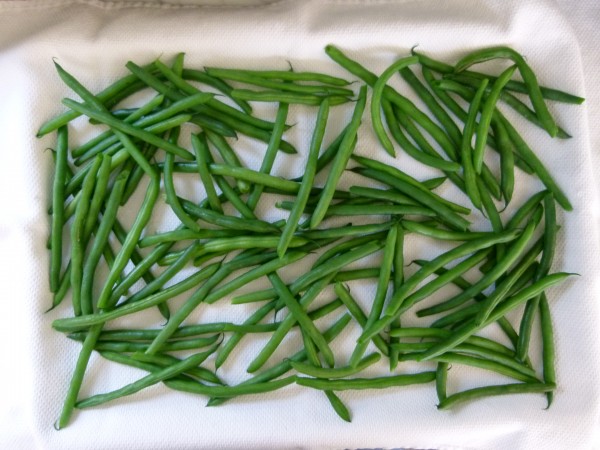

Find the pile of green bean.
xmin=42 ymin=45 xmax=581 ymax=428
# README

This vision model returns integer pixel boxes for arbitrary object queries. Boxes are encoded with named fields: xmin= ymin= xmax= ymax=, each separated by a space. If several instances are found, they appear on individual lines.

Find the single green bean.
xmin=437 ymin=382 xmax=555 ymax=410
xmin=296 ymin=371 xmax=436 ymax=391
xmin=50 ymin=126 xmax=68 ymax=293
xmin=473 ymin=65 xmax=518 ymax=174
xmin=247 ymin=102 xmax=290 ymax=210
xmin=371 ymin=56 xmax=419 ymax=155
xmin=76 ymin=347 xmax=218 ymax=409
xmin=70 ymin=156 xmax=102 ymax=316
xmin=461 ymin=78 xmax=488 ymax=209
xmin=310 ymin=85 xmax=367 ymax=228
xmin=279 ymin=99 xmax=329 ymax=257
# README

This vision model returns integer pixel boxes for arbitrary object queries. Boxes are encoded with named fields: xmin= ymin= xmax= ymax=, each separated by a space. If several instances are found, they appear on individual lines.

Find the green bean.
xmin=50 ymin=261 xmax=72 ymax=310
xmin=461 ymin=78 xmax=488 ymax=209
xmin=297 ymin=371 xmax=436 ymax=391
xmin=416 ymin=47 xmax=583 ymax=104
xmin=357 ymin=229 xmax=521 ymax=343
xmin=80 ymin=171 xmax=128 ymax=315
xmin=389 ymin=223 xmax=405 ymax=368
xmin=180 ymin=198 xmax=279 ymax=233
xmin=82 ymin=155 xmax=113 ymax=241
xmin=396 ymin=351 xmax=537 ymax=383
xmin=314 ymin=125 xmax=351 ymax=175
xmin=431 ymin=261 xmax=541 ymax=330
xmin=411 ymin=49 xmax=454 ymax=74
xmin=433 ymin=79 xmax=537 ymax=176
xmin=139 ymin=229 xmax=242 ymax=248
xmin=126 ymin=61 xmax=267 ymax=133
xmin=76 ymin=347 xmax=218 ymax=409
xmin=437 ymin=382 xmax=555 ymax=410
xmin=154 ymin=59 xmax=253 ymax=118
xmin=291 ymin=353 xmax=381 ymax=379
xmin=333 ymin=283 xmax=389 ymax=356
xmin=455 ymin=46 xmax=558 ymax=137
xmin=75 ymin=114 xmax=192 ymax=167
xmin=209 ymin=163 xmax=300 ymax=193
xmin=310 ymin=85 xmax=366 ymax=228
xmin=230 ymin=89 xmax=348 ymax=106
xmin=539 ymin=293 xmax=556 ymax=407
xmin=419 ymin=213 xmax=540 ymax=318
xmin=300 ymin=222 xmax=392 ymax=240
xmin=38 ymin=69 xmax=148 ymax=137
xmin=131 ymin=352 xmax=223 ymax=385
xmin=402 ymin=249 xmax=492 ymax=310
xmin=492 ymin=118 xmax=515 ymax=204
xmin=94 ymin=335 xmax=220 ymax=353
xmin=268 ymin=272 xmax=335 ymax=367
xmin=204 ymin=250 xmax=308 ymax=304
xmin=56 ymin=324 xmax=102 ymax=428
xmin=352 ymin=226 xmax=397 ymax=364
xmin=388 ymin=327 xmax=515 ymax=357
xmin=96 ymin=173 xmax=160 ymax=310
xmin=246 ymin=274 xmax=336 ymax=372
xmin=204 ymin=68 xmax=352 ymax=96
xmin=279 ymin=100 xmax=329 ymax=257
xmin=166 ymin=375 xmax=296 ymax=398
xmin=50 ymin=126 xmax=68 ymax=293
xmin=349 ymin=186 xmax=419 ymax=206
xmin=436 ymin=362 xmax=449 ymax=402
xmin=190 ymin=133 xmax=225 ymax=214
xmin=204 ymin=67 xmax=351 ymax=86
xmin=351 ymin=154 xmax=471 ymax=215
xmin=99 ymin=351 xmax=162 ymax=373
xmin=204 ymin=131 xmax=250 ymax=193
xmin=496 ymin=112 xmax=571 ymax=210
xmin=474 ymin=65 xmax=518 ymax=173
xmin=287 ymin=203 xmax=437 ymax=218
xmin=371 ymin=56 xmax=419 ymax=155
xmin=448 ymin=73 xmax=572 ymax=138
xmin=401 ymin=221 xmax=491 ymax=241
xmin=312 ymin=232 xmax=385 ymax=269
xmin=381 ymin=100 xmax=461 ymax=172
xmin=211 ymin=313 xmax=351 ymax=405
xmin=352 ymin=167 xmax=469 ymax=231
xmin=181 ymin=68 xmax=252 ymax=115
xmin=323 ymin=391 xmax=351 ymax=422
xmin=145 ymin=251 xmax=277 ymax=354
xmin=70 ymin=156 xmax=102 ymax=316
xmin=164 ymin=147 xmax=201 ymax=234
xmin=417 ymin=272 xmax=572 ymax=361
xmin=53 ymin=263 xmax=220 ymax=333
xmin=127 ymin=243 xmax=201 ymax=306
xmin=62 ymin=99 xmax=194 ymax=161
xmin=233 ymin=240 xmax=383 ymax=306
xmin=517 ymin=194 xmax=558 ymax=362
xmin=477 ymin=176 xmax=503 ymax=236
xmin=247 ymin=102 xmax=290 ymax=210
xmin=399 ymin=66 xmax=463 ymax=147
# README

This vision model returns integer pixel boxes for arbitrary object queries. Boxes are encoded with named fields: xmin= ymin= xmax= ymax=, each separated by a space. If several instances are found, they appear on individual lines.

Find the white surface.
xmin=0 ymin=0 xmax=599 ymax=449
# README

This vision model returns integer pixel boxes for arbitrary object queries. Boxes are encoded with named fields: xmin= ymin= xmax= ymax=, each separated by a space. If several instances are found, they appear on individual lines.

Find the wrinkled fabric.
xmin=0 ymin=1 xmax=598 ymax=449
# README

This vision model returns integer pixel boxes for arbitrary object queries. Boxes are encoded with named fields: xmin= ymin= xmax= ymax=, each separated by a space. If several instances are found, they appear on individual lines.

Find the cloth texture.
xmin=0 ymin=0 xmax=599 ymax=449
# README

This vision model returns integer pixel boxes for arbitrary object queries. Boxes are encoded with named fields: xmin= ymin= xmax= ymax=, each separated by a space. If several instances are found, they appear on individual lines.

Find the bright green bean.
xmin=296 ymin=371 xmax=436 ymax=391
xmin=279 ymin=99 xmax=329 ymax=257
xmin=437 ymin=382 xmax=555 ymax=410
xmin=310 ymin=85 xmax=367 ymax=228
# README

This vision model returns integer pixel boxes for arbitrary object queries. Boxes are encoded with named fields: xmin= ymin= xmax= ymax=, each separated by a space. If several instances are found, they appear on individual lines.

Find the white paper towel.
xmin=1 ymin=0 xmax=599 ymax=449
